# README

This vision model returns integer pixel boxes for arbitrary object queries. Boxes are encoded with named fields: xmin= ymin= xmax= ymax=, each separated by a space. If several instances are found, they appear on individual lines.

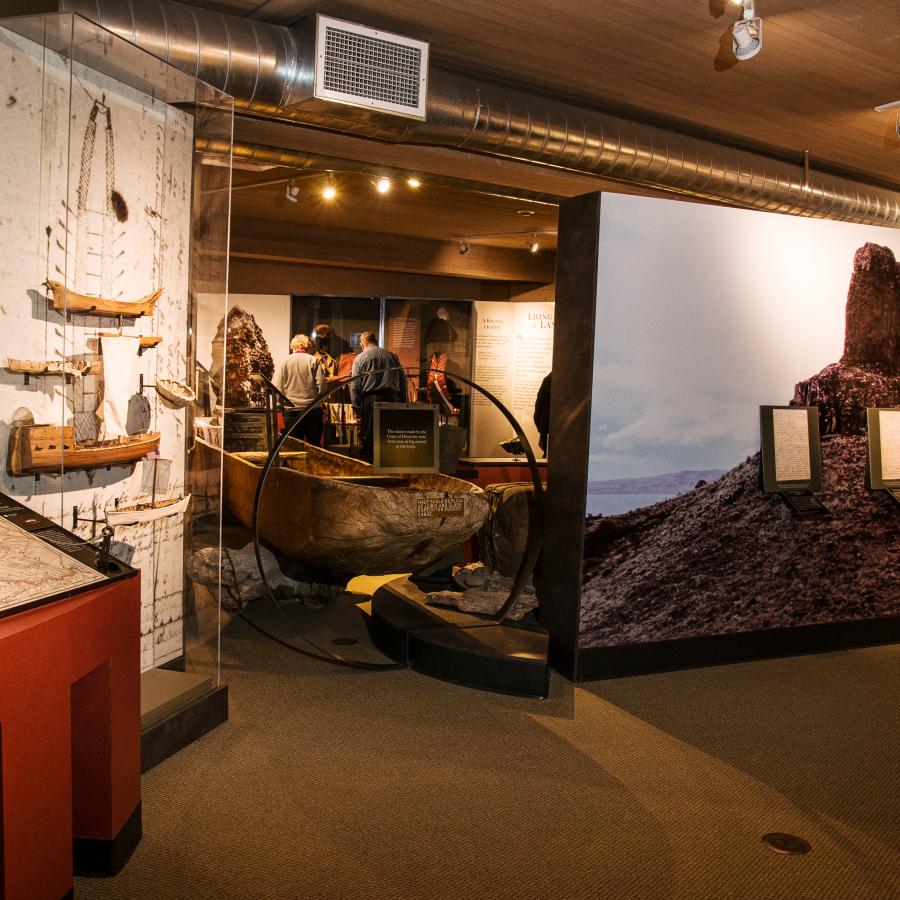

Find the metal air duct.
xmin=57 ymin=0 xmax=900 ymax=227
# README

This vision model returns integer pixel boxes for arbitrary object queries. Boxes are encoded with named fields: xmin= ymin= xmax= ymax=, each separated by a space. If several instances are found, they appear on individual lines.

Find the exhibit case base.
xmin=370 ymin=577 xmax=550 ymax=698
xmin=573 ymin=615 xmax=900 ymax=682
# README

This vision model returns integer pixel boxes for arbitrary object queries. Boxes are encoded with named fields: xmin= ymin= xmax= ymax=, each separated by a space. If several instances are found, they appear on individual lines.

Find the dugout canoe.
xmin=222 ymin=439 xmax=489 ymax=576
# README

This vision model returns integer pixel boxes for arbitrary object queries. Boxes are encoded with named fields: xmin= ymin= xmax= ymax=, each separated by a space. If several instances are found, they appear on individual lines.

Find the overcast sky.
xmin=588 ymin=195 xmax=900 ymax=481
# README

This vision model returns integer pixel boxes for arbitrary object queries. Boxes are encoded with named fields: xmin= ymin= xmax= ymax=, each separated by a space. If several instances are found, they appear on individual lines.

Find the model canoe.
xmin=106 ymin=494 xmax=191 ymax=526
xmin=44 ymin=280 xmax=162 ymax=317
xmin=223 ymin=439 xmax=489 ymax=576
xmin=7 ymin=425 xmax=160 ymax=476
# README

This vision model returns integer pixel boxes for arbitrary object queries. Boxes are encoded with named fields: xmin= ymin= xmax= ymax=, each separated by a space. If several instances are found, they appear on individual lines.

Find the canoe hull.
xmin=223 ymin=441 xmax=489 ymax=576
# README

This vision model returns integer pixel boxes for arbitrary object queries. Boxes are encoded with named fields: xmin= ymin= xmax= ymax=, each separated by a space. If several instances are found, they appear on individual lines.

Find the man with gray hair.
xmin=350 ymin=331 xmax=407 ymax=462
xmin=273 ymin=333 xmax=326 ymax=443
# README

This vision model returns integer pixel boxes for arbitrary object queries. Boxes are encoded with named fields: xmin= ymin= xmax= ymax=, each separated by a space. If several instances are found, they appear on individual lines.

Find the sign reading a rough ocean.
xmin=373 ymin=403 xmax=439 ymax=473
xmin=759 ymin=406 xmax=823 ymax=493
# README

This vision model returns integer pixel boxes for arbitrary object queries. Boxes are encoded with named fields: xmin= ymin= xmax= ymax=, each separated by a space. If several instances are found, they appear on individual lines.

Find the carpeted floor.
xmin=76 ymin=606 xmax=899 ymax=900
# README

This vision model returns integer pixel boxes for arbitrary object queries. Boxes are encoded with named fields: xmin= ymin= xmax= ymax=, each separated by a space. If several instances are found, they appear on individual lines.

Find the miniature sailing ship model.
xmin=6 ymin=335 xmax=160 ymax=476
xmin=223 ymin=439 xmax=489 ymax=576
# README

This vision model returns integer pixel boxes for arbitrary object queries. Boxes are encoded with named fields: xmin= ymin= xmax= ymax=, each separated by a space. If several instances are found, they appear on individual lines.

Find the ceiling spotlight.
xmin=321 ymin=180 xmax=337 ymax=201
xmin=458 ymin=240 xmax=470 ymax=256
xmin=527 ymin=236 xmax=540 ymax=254
xmin=375 ymin=177 xmax=392 ymax=194
xmin=284 ymin=182 xmax=300 ymax=203
xmin=407 ymin=176 xmax=421 ymax=189
xmin=732 ymin=1 xmax=762 ymax=60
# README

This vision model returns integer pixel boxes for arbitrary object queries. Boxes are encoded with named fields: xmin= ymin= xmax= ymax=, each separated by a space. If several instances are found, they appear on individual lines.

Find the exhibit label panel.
xmin=572 ymin=193 xmax=900 ymax=653
xmin=470 ymin=301 xmax=554 ymax=457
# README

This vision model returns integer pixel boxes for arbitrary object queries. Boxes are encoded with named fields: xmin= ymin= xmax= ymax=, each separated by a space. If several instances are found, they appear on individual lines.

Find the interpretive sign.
xmin=866 ymin=408 xmax=900 ymax=489
xmin=416 ymin=497 xmax=465 ymax=518
xmin=373 ymin=403 xmax=439 ymax=473
xmin=759 ymin=405 xmax=823 ymax=493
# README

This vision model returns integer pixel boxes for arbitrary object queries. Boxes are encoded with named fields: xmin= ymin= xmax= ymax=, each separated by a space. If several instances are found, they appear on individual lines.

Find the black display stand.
xmin=369 ymin=577 xmax=550 ymax=698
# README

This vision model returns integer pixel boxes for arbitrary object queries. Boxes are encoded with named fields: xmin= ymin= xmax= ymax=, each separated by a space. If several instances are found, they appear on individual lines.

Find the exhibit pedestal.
xmin=370 ymin=577 xmax=549 ymax=698
xmin=0 ymin=577 xmax=142 ymax=900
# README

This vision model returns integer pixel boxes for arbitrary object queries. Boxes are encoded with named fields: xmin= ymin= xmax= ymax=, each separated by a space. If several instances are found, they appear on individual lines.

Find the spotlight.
xmin=284 ymin=182 xmax=300 ymax=203
xmin=732 ymin=1 xmax=762 ymax=60
xmin=321 ymin=179 xmax=337 ymax=201
xmin=458 ymin=240 xmax=470 ymax=256
xmin=407 ymin=176 xmax=421 ymax=189
xmin=375 ymin=177 xmax=391 ymax=194
xmin=527 ymin=236 xmax=540 ymax=254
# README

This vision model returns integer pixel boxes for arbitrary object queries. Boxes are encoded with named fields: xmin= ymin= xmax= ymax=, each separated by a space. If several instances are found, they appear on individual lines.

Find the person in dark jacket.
xmin=350 ymin=332 xmax=407 ymax=462
xmin=533 ymin=372 xmax=551 ymax=456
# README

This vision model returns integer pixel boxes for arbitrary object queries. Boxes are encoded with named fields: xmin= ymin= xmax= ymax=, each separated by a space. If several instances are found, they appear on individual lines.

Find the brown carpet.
xmin=76 ymin=611 xmax=899 ymax=900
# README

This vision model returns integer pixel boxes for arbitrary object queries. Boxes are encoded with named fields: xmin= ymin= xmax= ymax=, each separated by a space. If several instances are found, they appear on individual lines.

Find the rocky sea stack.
xmin=580 ymin=243 xmax=900 ymax=648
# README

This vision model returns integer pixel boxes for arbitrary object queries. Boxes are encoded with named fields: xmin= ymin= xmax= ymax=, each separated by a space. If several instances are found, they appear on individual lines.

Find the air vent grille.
xmin=314 ymin=16 xmax=428 ymax=120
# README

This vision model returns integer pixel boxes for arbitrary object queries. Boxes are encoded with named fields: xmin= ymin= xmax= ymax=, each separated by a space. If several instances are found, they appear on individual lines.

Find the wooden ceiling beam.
xmin=230 ymin=216 xmax=556 ymax=282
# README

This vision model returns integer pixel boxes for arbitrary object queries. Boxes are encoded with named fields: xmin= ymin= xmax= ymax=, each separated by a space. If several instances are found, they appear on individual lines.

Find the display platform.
xmin=457 ymin=458 xmax=547 ymax=490
xmin=369 ymin=577 xmax=549 ymax=698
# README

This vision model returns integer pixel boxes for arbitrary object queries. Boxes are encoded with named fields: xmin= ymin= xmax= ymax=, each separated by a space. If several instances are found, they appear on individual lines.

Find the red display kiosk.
xmin=0 ymin=505 xmax=142 ymax=900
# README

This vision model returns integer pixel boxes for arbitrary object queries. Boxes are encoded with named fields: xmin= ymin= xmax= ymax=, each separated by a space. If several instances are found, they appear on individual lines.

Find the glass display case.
xmin=0 ymin=13 xmax=232 ymax=716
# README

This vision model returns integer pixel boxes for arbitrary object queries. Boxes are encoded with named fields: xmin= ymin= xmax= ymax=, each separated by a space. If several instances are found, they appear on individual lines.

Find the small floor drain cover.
xmin=331 ymin=637 xmax=359 ymax=646
xmin=761 ymin=832 xmax=812 ymax=855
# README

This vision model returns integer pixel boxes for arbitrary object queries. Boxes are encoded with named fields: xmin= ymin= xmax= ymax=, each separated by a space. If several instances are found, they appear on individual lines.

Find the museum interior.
xmin=0 ymin=1 xmax=897 ymax=898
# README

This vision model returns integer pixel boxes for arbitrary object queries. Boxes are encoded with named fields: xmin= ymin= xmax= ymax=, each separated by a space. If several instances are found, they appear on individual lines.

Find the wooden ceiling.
xmin=196 ymin=0 xmax=900 ymax=188
xmin=198 ymin=0 xmax=899 ymax=288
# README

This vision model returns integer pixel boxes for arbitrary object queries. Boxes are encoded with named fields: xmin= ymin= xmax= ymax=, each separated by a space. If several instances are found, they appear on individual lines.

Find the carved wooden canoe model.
xmin=44 ymin=280 xmax=162 ymax=317
xmin=223 ymin=439 xmax=490 ymax=576
xmin=7 ymin=425 xmax=160 ymax=476
xmin=155 ymin=379 xmax=196 ymax=408
xmin=5 ymin=358 xmax=91 ymax=377
xmin=106 ymin=494 xmax=191 ymax=526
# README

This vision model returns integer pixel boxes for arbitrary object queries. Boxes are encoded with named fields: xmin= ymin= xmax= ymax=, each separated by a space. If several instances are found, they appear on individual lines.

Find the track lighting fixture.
xmin=284 ymin=181 xmax=300 ymax=203
xmin=732 ymin=0 xmax=762 ymax=60
xmin=527 ymin=236 xmax=540 ymax=254
xmin=407 ymin=176 xmax=421 ymax=189
xmin=321 ymin=179 xmax=337 ymax=201
xmin=375 ymin=176 xmax=392 ymax=194
xmin=458 ymin=240 xmax=470 ymax=256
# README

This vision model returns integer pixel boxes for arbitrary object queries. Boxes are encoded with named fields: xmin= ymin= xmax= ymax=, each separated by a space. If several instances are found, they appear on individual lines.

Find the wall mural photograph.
xmin=580 ymin=194 xmax=900 ymax=650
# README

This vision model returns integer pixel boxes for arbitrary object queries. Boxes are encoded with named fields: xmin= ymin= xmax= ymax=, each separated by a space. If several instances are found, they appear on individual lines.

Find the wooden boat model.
xmin=106 ymin=493 xmax=191 ymax=526
xmin=223 ymin=439 xmax=490 ymax=576
xmin=44 ymin=280 xmax=162 ymax=318
xmin=156 ymin=379 xmax=196 ymax=408
xmin=5 ymin=358 xmax=91 ymax=378
xmin=7 ymin=425 xmax=160 ymax=476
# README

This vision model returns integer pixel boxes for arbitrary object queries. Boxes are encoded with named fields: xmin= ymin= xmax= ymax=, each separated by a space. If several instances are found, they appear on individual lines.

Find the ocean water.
xmin=585 ymin=493 xmax=674 ymax=517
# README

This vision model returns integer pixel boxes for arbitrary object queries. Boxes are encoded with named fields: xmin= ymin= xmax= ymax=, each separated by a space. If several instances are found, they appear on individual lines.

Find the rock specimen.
xmin=209 ymin=307 xmax=274 ymax=408
xmin=187 ymin=543 xmax=342 ymax=611
xmin=794 ymin=243 xmax=900 ymax=434
xmin=426 ymin=562 xmax=538 ymax=621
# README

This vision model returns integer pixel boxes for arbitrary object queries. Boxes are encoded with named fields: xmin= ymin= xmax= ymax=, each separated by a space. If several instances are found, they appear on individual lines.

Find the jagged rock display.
xmin=187 ymin=543 xmax=342 ymax=611
xmin=209 ymin=307 xmax=274 ymax=408
xmin=426 ymin=562 xmax=538 ymax=621
xmin=794 ymin=243 xmax=900 ymax=435
xmin=581 ymin=435 xmax=899 ymax=646
xmin=581 ymin=242 xmax=900 ymax=648
xmin=840 ymin=242 xmax=900 ymax=371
